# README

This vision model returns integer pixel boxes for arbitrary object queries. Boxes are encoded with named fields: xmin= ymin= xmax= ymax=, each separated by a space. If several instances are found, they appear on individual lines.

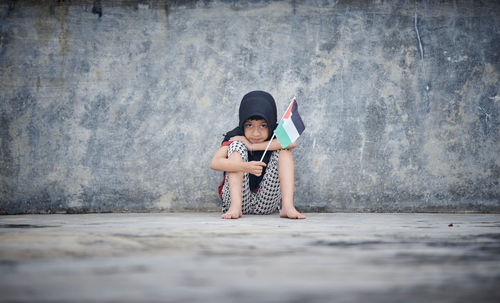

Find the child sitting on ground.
xmin=210 ymin=91 xmax=306 ymax=219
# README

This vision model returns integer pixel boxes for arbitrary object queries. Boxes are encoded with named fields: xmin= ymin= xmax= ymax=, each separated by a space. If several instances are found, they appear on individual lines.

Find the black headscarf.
xmin=222 ymin=91 xmax=278 ymax=191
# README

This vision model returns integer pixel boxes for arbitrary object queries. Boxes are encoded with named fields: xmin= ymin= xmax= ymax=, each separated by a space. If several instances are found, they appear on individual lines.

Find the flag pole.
xmin=259 ymin=94 xmax=296 ymax=162
xmin=259 ymin=133 xmax=275 ymax=162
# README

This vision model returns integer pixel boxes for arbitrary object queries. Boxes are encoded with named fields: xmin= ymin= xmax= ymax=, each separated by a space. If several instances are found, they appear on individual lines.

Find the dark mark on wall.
xmin=164 ymin=1 xmax=169 ymax=17
xmin=92 ymin=0 xmax=102 ymax=18
xmin=0 ymin=32 xmax=9 ymax=54
xmin=8 ymin=0 xmax=16 ymax=12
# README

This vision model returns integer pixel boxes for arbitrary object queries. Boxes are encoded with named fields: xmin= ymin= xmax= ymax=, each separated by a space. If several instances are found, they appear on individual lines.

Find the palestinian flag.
xmin=274 ymin=98 xmax=305 ymax=148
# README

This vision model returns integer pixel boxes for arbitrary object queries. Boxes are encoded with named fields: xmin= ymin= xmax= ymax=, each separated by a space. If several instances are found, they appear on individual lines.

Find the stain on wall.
xmin=0 ymin=0 xmax=499 ymax=214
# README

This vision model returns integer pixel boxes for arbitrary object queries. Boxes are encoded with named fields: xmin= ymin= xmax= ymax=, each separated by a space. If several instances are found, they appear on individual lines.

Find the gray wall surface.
xmin=1 ymin=0 xmax=499 ymax=214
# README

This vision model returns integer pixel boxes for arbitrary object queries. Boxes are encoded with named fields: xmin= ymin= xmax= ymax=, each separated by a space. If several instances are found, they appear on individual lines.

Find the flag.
xmin=274 ymin=97 xmax=305 ymax=148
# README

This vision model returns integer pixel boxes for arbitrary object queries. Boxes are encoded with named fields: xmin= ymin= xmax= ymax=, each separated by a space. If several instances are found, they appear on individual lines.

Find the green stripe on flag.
xmin=274 ymin=120 xmax=292 ymax=148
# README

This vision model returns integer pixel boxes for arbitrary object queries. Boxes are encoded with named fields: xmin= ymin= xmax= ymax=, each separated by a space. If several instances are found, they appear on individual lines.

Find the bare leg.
xmin=278 ymin=149 xmax=306 ymax=219
xmin=221 ymin=151 xmax=243 ymax=219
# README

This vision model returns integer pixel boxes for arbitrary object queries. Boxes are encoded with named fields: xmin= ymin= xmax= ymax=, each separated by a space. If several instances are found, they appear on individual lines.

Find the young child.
xmin=210 ymin=91 xmax=306 ymax=219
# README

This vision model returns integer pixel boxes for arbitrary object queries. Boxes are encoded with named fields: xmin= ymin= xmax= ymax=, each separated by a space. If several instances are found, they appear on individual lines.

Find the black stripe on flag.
xmin=291 ymin=101 xmax=305 ymax=134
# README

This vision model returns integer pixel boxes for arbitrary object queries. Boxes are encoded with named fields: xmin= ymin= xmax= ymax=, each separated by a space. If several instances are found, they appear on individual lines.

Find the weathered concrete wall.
xmin=0 ymin=0 xmax=499 ymax=214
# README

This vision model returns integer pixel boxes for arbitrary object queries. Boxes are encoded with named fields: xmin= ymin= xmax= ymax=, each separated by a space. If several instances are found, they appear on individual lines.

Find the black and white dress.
xmin=221 ymin=140 xmax=282 ymax=215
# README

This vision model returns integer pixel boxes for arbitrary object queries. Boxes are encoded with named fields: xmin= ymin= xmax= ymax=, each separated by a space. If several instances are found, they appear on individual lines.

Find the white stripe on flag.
xmin=283 ymin=117 xmax=300 ymax=143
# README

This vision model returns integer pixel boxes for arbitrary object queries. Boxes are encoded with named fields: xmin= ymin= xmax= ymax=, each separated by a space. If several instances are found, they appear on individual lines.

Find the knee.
xmin=228 ymin=170 xmax=243 ymax=181
xmin=229 ymin=140 xmax=247 ymax=151
xmin=228 ymin=140 xmax=248 ymax=159
xmin=278 ymin=149 xmax=293 ymax=162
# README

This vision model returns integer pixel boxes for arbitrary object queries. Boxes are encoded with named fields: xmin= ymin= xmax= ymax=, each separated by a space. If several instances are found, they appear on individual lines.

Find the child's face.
xmin=243 ymin=119 xmax=269 ymax=144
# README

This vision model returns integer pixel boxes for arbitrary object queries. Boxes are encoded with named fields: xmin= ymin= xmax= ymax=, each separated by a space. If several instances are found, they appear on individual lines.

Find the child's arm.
xmin=229 ymin=136 xmax=296 ymax=151
xmin=210 ymin=145 xmax=266 ymax=176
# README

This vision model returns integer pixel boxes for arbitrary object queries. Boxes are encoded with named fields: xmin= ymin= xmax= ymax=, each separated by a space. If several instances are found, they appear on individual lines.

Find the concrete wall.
xmin=1 ymin=0 xmax=499 ymax=214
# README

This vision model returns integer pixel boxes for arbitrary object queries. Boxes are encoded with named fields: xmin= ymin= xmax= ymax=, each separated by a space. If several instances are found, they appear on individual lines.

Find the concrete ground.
xmin=0 ymin=213 xmax=499 ymax=303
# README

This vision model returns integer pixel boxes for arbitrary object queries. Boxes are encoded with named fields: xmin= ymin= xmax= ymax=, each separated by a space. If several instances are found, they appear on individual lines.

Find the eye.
xmin=245 ymin=123 xmax=252 ymax=128
xmin=261 ymin=124 xmax=268 ymax=128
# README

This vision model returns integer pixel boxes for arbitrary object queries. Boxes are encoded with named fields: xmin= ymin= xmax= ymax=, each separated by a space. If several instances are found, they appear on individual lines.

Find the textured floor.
xmin=0 ymin=212 xmax=499 ymax=302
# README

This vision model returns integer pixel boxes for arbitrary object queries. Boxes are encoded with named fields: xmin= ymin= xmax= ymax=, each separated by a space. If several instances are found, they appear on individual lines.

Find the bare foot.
xmin=280 ymin=207 xmax=306 ymax=219
xmin=221 ymin=208 xmax=242 ymax=219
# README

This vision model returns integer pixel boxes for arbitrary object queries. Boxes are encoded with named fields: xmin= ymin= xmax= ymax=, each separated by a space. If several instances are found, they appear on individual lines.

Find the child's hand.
xmin=230 ymin=136 xmax=251 ymax=148
xmin=246 ymin=161 xmax=266 ymax=176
